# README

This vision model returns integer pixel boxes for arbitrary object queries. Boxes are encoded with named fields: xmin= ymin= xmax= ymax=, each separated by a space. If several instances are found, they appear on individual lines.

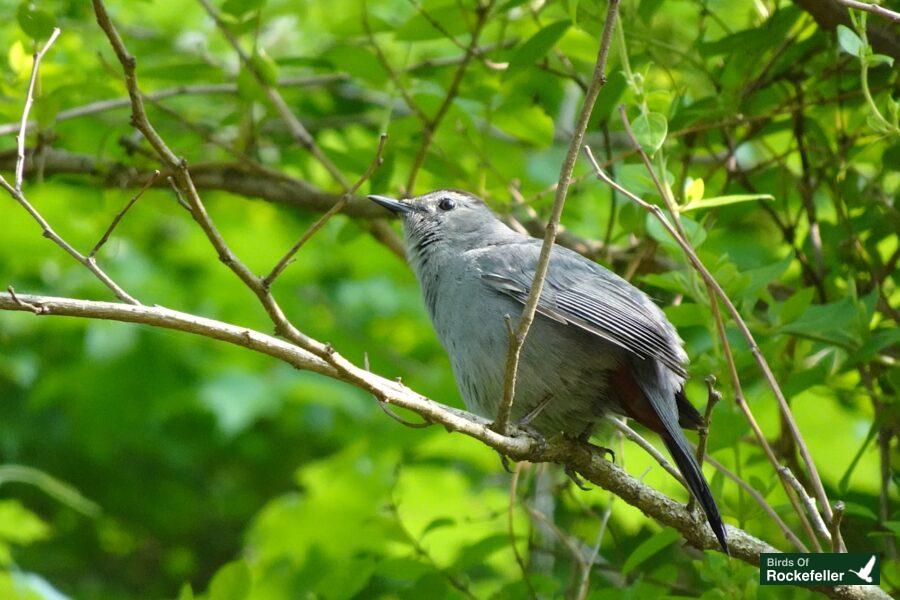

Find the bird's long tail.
xmin=662 ymin=427 xmax=729 ymax=554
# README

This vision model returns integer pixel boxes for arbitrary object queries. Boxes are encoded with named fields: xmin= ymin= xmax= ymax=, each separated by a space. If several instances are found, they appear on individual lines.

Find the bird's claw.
xmin=564 ymin=465 xmax=591 ymax=491
xmin=597 ymin=446 xmax=615 ymax=462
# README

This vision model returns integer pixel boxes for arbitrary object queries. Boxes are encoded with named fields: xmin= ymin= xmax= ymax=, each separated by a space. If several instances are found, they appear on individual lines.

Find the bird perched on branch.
xmin=369 ymin=189 xmax=728 ymax=553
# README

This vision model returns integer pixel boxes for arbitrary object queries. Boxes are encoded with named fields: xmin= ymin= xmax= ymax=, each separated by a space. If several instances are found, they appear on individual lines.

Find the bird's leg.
xmin=575 ymin=423 xmax=615 ymax=463
xmin=517 ymin=393 xmax=554 ymax=427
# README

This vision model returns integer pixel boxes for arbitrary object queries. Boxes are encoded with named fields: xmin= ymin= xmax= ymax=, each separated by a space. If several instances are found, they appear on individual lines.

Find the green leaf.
xmin=0 ymin=500 xmax=50 ymax=545
xmin=680 ymin=193 xmax=773 ymax=212
xmin=631 ymin=112 xmax=668 ymax=154
xmin=837 ymin=24 xmax=864 ymax=57
xmin=507 ymin=20 xmax=571 ymax=75
xmin=16 ymin=2 xmax=56 ymax=41
xmin=868 ymin=53 xmax=894 ymax=67
xmin=251 ymin=50 xmax=278 ymax=86
xmin=222 ymin=0 xmax=266 ymax=17
xmin=684 ymin=177 xmax=704 ymax=202
xmin=622 ymin=528 xmax=681 ymax=575
xmin=208 ymin=560 xmax=251 ymax=600
xmin=421 ymin=516 xmax=455 ymax=536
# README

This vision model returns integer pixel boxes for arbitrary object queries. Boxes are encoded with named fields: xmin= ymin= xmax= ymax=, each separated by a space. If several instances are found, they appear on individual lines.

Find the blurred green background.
xmin=0 ymin=0 xmax=896 ymax=598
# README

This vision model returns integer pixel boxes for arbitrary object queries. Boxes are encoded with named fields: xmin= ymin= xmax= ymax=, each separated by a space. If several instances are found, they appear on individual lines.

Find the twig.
xmin=779 ymin=466 xmax=833 ymax=546
xmin=576 ymin=496 xmax=614 ymax=600
xmin=365 ymin=351 xmax=432 ymax=429
xmin=15 ymin=28 xmax=61 ymax=191
xmin=0 ymin=75 xmax=346 ymax=137
xmin=695 ymin=376 xmax=722 ymax=471
xmin=362 ymin=10 xmax=430 ymax=125
xmin=89 ymin=170 xmax=159 ymax=258
xmin=493 ymin=0 xmax=621 ymax=435
xmin=261 ymin=134 xmax=387 ymax=288
xmin=830 ymin=501 xmax=846 ymax=552
xmin=508 ymin=463 xmax=537 ymax=598
xmin=833 ymin=0 xmax=900 ymax=23
xmin=607 ymin=417 xmax=685 ymax=485
xmin=6 ymin=286 xmax=43 ymax=314
xmin=704 ymin=454 xmax=808 ymax=552
xmin=0 ymin=29 xmax=138 ymax=306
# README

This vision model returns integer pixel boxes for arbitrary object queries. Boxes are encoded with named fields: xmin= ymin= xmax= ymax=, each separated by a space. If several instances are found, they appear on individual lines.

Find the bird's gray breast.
xmin=414 ymin=250 xmax=621 ymax=435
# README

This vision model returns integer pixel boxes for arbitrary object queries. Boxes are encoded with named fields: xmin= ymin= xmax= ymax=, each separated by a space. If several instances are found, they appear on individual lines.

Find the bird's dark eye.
xmin=438 ymin=197 xmax=456 ymax=211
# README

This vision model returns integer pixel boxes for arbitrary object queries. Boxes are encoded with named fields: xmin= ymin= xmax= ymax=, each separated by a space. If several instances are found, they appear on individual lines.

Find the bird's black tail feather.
xmin=663 ymin=430 xmax=729 ymax=554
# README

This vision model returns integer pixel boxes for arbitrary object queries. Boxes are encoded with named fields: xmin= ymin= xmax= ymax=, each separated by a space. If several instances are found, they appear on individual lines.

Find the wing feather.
xmin=477 ymin=243 xmax=687 ymax=377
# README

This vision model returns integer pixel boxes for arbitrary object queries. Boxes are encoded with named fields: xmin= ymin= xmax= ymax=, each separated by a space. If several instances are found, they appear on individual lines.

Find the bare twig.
xmin=508 ymin=463 xmax=537 ymax=598
xmin=779 ymin=466 xmax=833 ymax=546
xmin=6 ymin=286 xmax=43 ymax=314
xmin=494 ymin=0 xmax=621 ymax=435
xmin=607 ymin=417 xmax=685 ymax=485
xmin=89 ymin=170 xmax=158 ymax=258
xmin=830 ymin=501 xmax=846 ymax=552
xmin=695 ymin=376 xmax=722 ymax=471
xmin=704 ymin=455 xmax=808 ymax=552
xmin=833 ymin=0 xmax=900 ymax=23
xmin=0 ymin=75 xmax=347 ymax=137
xmin=262 ymin=134 xmax=388 ymax=288
xmin=0 ymin=30 xmax=138 ymax=307
xmin=15 ymin=28 xmax=61 ymax=191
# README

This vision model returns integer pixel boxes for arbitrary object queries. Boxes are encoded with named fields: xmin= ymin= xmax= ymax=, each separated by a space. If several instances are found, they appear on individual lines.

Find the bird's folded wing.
xmin=478 ymin=246 xmax=688 ymax=378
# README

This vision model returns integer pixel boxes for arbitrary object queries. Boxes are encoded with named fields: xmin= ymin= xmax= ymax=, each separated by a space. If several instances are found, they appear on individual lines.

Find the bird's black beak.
xmin=368 ymin=195 xmax=416 ymax=215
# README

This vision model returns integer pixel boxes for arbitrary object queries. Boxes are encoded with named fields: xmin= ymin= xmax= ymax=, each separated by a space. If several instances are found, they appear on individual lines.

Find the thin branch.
xmin=405 ymin=1 xmax=494 ymax=194
xmin=261 ymin=133 xmax=388 ymax=288
xmin=830 ymin=501 xmax=846 ymax=553
xmin=15 ymin=28 xmax=61 ymax=191
xmin=695 ymin=376 xmax=722 ymax=471
xmin=607 ymin=417 xmax=685 ymax=484
xmin=704 ymin=455 xmax=808 ymax=553
xmin=493 ymin=0 xmax=621 ymax=435
xmin=0 ymin=292 xmax=894 ymax=600
xmin=89 ymin=170 xmax=158 ymax=258
xmin=779 ymin=466 xmax=833 ymax=546
xmin=833 ymin=0 xmax=900 ymax=23
xmin=508 ymin=463 xmax=538 ymax=598
xmin=0 ymin=75 xmax=347 ymax=137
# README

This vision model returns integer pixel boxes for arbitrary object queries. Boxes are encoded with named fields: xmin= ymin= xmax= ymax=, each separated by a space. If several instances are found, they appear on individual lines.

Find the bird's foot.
xmin=596 ymin=445 xmax=615 ymax=462
xmin=564 ymin=465 xmax=591 ymax=491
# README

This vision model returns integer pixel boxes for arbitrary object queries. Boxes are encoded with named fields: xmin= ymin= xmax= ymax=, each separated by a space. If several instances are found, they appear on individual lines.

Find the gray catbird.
xmin=369 ymin=189 xmax=728 ymax=553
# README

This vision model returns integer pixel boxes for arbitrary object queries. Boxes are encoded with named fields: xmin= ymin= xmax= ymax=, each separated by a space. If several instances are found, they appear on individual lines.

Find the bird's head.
xmin=368 ymin=190 xmax=514 ymax=261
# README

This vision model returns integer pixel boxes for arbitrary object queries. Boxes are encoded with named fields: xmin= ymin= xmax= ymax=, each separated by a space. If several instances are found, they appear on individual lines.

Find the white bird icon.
xmin=848 ymin=555 xmax=877 ymax=583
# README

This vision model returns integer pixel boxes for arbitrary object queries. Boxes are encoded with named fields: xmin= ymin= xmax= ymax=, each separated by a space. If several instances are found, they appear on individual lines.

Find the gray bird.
xmin=369 ymin=189 xmax=728 ymax=553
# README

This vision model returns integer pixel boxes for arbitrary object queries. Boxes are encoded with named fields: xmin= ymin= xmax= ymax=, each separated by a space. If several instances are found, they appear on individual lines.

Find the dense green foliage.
xmin=0 ymin=0 xmax=897 ymax=598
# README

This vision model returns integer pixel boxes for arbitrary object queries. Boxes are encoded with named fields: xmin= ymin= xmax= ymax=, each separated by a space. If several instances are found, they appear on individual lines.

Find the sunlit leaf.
xmin=680 ymin=193 xmax=773 ymax=212
xmin=631 ymin=112 xmax=668 ymax=154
